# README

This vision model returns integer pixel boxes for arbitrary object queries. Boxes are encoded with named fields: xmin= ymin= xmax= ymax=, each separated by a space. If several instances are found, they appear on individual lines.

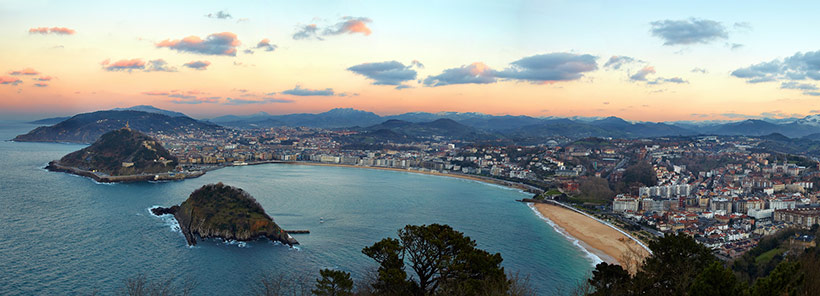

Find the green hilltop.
xmin=57 ymin=126 xmax=177 ymax=176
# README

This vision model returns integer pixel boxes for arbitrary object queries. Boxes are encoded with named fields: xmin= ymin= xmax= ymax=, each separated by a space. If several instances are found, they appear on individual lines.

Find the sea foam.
xmin=527 ymin=203 xmax=603 ymax=267
xmin=147 ymin=206 xmax=181 ymax=233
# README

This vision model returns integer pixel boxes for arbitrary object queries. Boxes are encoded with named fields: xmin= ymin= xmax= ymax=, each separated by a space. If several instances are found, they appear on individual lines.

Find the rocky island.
xmin=46 ymin=125 xmax=202 ymax=182
xmin=151 ymin=183 xmax=298 ymax=246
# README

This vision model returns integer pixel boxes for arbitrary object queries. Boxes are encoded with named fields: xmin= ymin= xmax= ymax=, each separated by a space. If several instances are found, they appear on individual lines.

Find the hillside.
xmin=151 ymin=183 xmax=298 ymax=246
xmin=54 ymin=127 xmax=178 ymax=176
xmin=13 ymin=110 xmax=219 ymax=144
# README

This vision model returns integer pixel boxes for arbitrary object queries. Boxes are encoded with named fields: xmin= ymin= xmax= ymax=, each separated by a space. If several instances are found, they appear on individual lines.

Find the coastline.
xmin=281 ymin=162 xmax=649 ymax=271
xmin=279 ymin=161 xmax=544 ymax=194
xmin=271 ymin=161 xmax=650 ymax=270
xmin=53 ymin=157 xmax=645 ymax=272
xmin=46 ymin=161 xmax=204 ymax=183
xmin=531 ymin=202 xmax=650 ymax=272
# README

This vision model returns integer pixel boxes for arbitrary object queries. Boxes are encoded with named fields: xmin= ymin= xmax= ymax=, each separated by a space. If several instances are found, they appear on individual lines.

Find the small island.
xmin=151 ymin=183 xmax=298 ymax=246
xmin=46 ymin=124 xmax=203 ymax=182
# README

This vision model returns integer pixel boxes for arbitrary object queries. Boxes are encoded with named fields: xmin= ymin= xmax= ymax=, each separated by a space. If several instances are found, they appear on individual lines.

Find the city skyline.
xmin=2 ymin=1 xmax=820 ymax=121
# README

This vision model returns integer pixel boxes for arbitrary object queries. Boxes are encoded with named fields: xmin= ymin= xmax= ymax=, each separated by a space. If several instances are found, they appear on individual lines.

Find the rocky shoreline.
xmin=150 ymin=206 xmax=298 ymax=246
xmin=46 ymin=161 xmax=204 ymax=183
xmin=152 ymin=183 xmax=299 ymax=247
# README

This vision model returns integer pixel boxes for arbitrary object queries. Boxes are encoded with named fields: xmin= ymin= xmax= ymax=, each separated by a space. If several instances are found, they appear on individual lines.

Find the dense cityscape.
xmin=147 ymin=123 xmax=820 ymax=262
xmin=8 ymin=1 xmax=820 ymax=294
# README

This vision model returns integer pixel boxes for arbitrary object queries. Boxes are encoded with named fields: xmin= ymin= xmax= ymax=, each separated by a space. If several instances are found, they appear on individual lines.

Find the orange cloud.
xmin=9 ymin=68 xmax=40 ymax=75
xmin=28 ymin=27 xmax=76 ymax=35
xmin=342 ymin=19 xmax=372 ymax=35
xmin=28 ymin=27 xmax=49 ymax=34
xmin=0 ymin=76 xmax=22 ymax=85
xmin=49 ymin=27 xmax=76 ymax=35
xmin=37 ymin=76 xmax=52 ymax=81
xmin=329 ymin=17 xmax=372 ymax=36
xmin=469 ymin=62 xmax=491 ymax=75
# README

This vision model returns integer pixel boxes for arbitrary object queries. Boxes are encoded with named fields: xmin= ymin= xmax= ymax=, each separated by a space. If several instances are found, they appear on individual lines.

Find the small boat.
xmin=319 ymin=217 xmax=324 ymax=223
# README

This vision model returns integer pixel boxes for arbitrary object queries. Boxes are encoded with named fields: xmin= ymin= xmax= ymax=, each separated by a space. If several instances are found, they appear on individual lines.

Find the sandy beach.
xmin=266 ymin=161 xmax=647 ymax=271
xmin=533 ymin=203 xmax=649 ymax=272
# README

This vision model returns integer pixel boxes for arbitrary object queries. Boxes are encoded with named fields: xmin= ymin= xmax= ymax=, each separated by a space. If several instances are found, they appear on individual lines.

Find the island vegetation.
xmin=53 ymin=126 xmax=178 ymax=176
xmin=151 ymin=183 xmax=298 ymax=246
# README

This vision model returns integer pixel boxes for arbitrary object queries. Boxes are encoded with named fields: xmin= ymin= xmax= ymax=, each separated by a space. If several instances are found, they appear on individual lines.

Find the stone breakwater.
xmin=46 ymin=161 xmax=203 ymax=183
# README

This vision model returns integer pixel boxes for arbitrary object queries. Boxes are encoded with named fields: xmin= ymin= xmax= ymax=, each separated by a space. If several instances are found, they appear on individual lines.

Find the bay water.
xmin=0 ymin=121 xmax=596 ymax=295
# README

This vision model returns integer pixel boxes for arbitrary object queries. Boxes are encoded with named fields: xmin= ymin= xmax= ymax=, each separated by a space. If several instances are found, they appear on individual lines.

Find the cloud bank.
xmin=102 ymin=59 xmax=176 ymax=72
xmin=424 ymin=53 xmax=598 ymax=87
xmin=29 ymin=27 xmax=76 ymax=35
xmin=347 ymin=60 xmax=419 ymax=89
xmin=254 ymin=39 xmax=277 ymax=52
xmin=0 ymin=76 xmax=22 ymax=85
xmin=184 ymin=60 xmax=211 ymax=70
xmin=206 ymin=10 xmax=231 ymax=19
xmin=281 ymin=85 xmax=335 ymax=96
xmin=603 ymin=56 xmax=639 ymax=70
xmin=650 ymin=18 xmax=728 ymax=45
xmin=141 ymin=90 xmax=220 ymax=104
xmin=9 ymin=68 xmax=39 ymax=75
xmin=731 ymin=50 xmax=820 ymax=95
xmin=293 ymin=17 xmax=372 ymax=40
xmin=156 ymin=32 xmax=240 ymax=56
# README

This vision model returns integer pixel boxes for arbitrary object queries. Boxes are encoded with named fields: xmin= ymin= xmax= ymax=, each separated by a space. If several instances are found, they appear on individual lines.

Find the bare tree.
xmin=506 ymin=272 xmax=537 ymax=296
xmin=251 ymin=271 xmax=313 ymax=296
xmin=121 ymin=274 xmax=196 ymax=296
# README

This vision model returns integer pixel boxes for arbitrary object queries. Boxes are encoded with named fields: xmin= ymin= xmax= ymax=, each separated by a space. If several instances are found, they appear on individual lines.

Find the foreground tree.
xmin=688 ymin=261 xmax=745 ymax=296
xmin=313 ymin=269 xmax=354 ymax=296
xmin=362 ymin=238 xmax=411 ymax=295
xmin=751 ymin=260 xmax=803 ymax=296
xmin=632 ymin=232 xmax=716 ymax=295
xmin=587 ymin=262 xmax=631 ymax=296
xmin=362 ymin=224 xmax=508 ymax=295
xmin=586 ymin=232 xmax=720 ymax=295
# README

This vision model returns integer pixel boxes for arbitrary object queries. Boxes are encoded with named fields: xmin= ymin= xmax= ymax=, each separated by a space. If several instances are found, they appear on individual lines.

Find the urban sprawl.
xmin=153 ymin=127 xmax=820 ymax=260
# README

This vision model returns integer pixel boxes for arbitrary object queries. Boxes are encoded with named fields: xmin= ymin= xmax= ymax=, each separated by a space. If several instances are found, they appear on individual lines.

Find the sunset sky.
xmin=2 ymin=0 xmax=820 ymax=121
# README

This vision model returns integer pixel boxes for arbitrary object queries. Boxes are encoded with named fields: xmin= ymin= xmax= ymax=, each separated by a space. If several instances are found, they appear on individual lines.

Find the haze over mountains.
xmin=17 ymin=106 xmax=820 ymax=144
xmin=207 ymin=107 xmax=820 ymax=139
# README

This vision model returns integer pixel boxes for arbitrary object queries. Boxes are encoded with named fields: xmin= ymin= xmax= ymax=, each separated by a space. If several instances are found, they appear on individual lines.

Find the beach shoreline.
xmin=275 ymin=161 xmax=648 ymax=270
xmin=531 ymin=202 xmax=650 ymax=272
xmin=279 ymin=161 xmax=648 ymax=271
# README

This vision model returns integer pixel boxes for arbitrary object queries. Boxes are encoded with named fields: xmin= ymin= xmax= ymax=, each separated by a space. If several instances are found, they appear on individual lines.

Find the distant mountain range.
xmin=111 ymin=105 xmax=188 ymax=118
xmin=208 ymin=108 xmax=383 ymax=129
xmin=28 ymin=116 xmax=72 ymax=125
xmin=207 ymin=108 xmax=820 ymax=140
xmin=20 ymin=106 xmax=820 ymax=144
xmin=15 ymin=110 xmax=219 ymax=143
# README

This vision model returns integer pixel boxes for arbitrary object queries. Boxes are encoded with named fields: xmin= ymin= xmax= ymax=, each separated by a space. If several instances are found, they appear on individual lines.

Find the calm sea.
xmin=0 ymin=121 xmax=595 ymax=295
